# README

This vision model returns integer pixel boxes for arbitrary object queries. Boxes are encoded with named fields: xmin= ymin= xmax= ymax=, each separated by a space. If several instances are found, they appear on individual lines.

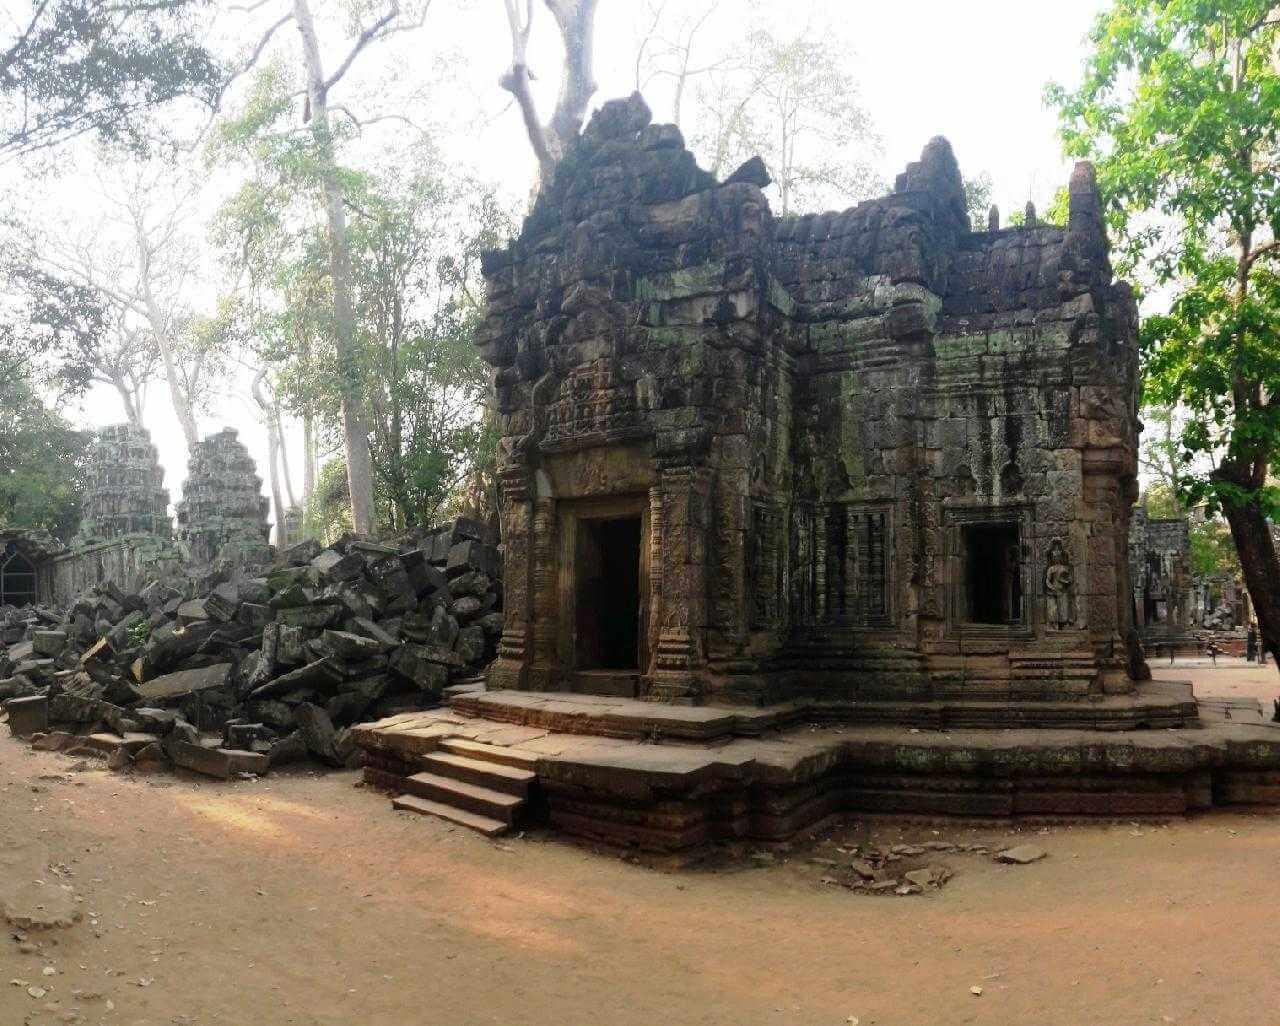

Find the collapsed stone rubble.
xmin=0 ymin=518 xmax=501 ymax=778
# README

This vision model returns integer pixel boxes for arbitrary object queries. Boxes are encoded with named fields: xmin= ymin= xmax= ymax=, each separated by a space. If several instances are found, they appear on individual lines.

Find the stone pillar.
xmin=488 ymin=468 xmax=534 ymax=691
xmin=645 ymin=483 xmax=664 ymax=674
xmin=1083 ymin=466 xmax=1135 ymax=693
xmin=527 ymin=495 xmax=560 ymax=691
xmin=647 ymin=464 xmax=709 ymax=704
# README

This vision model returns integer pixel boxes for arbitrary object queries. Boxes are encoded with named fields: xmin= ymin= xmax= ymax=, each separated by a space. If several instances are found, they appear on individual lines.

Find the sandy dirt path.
xmin=1 ymin=668 xmax=1279 ymax=1026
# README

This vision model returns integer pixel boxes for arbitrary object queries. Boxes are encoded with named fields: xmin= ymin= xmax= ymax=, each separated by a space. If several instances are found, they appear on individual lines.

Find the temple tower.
xmin=76 ymin=424 xmax=172 ymax=542
xmin=175 ymin=428 xmax=272 ymax=566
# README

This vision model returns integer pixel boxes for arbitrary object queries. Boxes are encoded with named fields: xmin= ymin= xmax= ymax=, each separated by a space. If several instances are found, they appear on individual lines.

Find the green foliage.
xmin=964 ymin=172 xmax=994 ymax=231
xmin=0 ymin=370 xmax=89 ymax=538
xmin=211 ymin=68 xmax=514 ymax=531
xmin=1142 ymin=481 xmax=1182 ymax=519
xmin=127 ymin=618 xmax=151 ymax=647
xmin=0 ymin=252 xmax=110 ymax=397
xmin=306 ymin=458 xmax=353 ymax=544
xmin=0 ymin=1 xmax=224 ymax=160
xmin=1190 ymin=518 xmax=1241 ymax=577
xmin=1048 ymin=2 xmax=1280 ymax=518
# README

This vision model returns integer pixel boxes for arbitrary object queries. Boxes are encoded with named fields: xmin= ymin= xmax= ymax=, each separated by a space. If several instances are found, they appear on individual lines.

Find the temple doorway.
xmin=575 ymin=515 xmax=642 ymax=670
xmin=963 ymin=522 xmax=1023 ymax=625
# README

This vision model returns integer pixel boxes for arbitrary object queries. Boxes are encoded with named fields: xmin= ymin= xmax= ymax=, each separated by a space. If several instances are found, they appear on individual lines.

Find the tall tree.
xmin=500 ymin=0 xmax=601 ymax=184
xmin=1049 ymin=2 xmax=1280 ymax=662
xmin=0 ymin=369 xmax=89 ymax=539
xmin=40 ymin=173 xmax=227 ymax=453
xmin=292 ymin=0 xmax=418 ymax=536
xmin=212 ymin=67 xmax=507 ymax=533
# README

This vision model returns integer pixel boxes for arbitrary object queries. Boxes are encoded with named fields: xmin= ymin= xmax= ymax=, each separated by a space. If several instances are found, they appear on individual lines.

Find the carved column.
xmin=646 ymin=483 xmax=664 ymax=674
xmin=526 ymin=495 xmax=560 ymax=691
xmin=489 ymin=467 xmax=534 ymax=691
xmin=647 ymin=464 xmax=710 ymax=704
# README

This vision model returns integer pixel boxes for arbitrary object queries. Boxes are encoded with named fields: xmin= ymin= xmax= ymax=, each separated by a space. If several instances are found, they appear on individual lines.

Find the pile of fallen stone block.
xmin=0 ymin=518 xmax=501 ymax=778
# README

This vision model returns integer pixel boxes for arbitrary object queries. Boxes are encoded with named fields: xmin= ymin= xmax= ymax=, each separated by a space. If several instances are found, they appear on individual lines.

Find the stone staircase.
xmin=389 ymin=738 xmax=537 ymax=837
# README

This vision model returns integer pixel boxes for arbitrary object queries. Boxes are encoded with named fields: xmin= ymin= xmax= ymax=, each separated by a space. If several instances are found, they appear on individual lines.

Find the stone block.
xmin=168 ymin=739 xmax=269 ymax=779
xmin=5 ymin=695 xmax=48 ymax=737
xmin=31 ymin=630 xmax=67 ymax=657
xmin=138 ymin=663 xmax=232 ymax=703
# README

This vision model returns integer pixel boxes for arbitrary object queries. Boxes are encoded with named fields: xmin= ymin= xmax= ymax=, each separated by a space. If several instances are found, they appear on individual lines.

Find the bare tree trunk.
xmin=303 ymin=412 xmax=316 ymax=502
xmin=294 ymin=0 xmax=377 ymax=536
xmin=105 ymin=374 xmax=143 ymax=427
xmin=275 ymin=403 xmax=297 ymax=508
xmin=1221 ymin=494 xmax=1280 ymax=674
xmin=136 ymin=236 xmax=199 ymax=452
xmin=501 ymin=0 xmax=600 ymax=184
xmin=252 ymin=370 xmax=288 ymax=548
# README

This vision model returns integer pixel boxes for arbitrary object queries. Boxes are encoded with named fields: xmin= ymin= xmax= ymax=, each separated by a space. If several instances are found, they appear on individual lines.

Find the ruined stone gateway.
xmin=478 ymin=94 xmax=1143 ymax=717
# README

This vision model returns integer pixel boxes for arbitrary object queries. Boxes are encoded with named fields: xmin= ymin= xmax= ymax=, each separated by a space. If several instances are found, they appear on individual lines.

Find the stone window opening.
xmin=962 ymin=522 xmax=1024 ymax=626
xmin=574 ymin=515 xmax=642 ymax=671
xmin=0 ymin=547 xmax=37 ymax=607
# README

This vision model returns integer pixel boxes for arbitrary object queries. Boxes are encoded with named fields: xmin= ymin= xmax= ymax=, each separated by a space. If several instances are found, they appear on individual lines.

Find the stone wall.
xmin=478 ymin=93 xmax=1141 ymax=706
xmin=47 ymin=536 xmax=182 ymax=609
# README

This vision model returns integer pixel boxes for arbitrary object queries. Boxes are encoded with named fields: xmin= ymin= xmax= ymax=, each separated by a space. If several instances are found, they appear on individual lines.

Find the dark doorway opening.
xmin=963 ymin=523 xmax=1022 ymax=625
xmin=575 ymin=516 xmax=641 ymax=670
xmin=0 ymin=549 xmax=37 ymax=607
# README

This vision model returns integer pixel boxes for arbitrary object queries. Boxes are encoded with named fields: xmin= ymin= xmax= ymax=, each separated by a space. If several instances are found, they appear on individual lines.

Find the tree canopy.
xmin=1049 ymin=0 xmax=1280 ymax=657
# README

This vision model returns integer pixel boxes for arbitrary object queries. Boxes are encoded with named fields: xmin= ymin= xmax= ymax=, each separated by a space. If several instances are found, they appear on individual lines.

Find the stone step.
xmin=403 ymin=771 xmax=523 ymax=825
xmin=420 ymin=752 xmax=535 ymax=798
xmin=439 ymin=737 xmax=540 ymax=771
xmin=391 ymin=793 xmax=509 ymax=837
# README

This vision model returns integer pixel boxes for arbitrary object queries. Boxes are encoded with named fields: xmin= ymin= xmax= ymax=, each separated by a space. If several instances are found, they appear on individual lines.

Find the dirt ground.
xmin=2 ymin=660 xmax=1279 ymax=1026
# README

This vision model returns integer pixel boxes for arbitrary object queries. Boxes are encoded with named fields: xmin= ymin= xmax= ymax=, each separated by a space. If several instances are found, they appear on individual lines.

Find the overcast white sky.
xmin=62 ymin=0 xmax=1109 ymax=528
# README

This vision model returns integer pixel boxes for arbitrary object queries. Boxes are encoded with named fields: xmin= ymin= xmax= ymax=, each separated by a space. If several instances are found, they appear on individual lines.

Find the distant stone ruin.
xmin=175 ymin=428 xmax=272 ymax=567
xmin=76 ymin=423 xmax=172 ymax=542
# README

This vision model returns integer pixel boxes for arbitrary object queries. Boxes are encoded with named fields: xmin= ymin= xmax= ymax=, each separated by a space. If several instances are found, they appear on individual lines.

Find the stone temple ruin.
xmin=9 ymin=94 xmax=1280 ymax=858
xmin=76 ymin=424 xmax=173 ymax=542
xmin=1129 ymin=507 xmax=1253 ymax=653
xmin=353 ymin=95 xmax=1280 ymax=853
xmin=1 ymin=424 xmax=276 ymax=610
xmin=175 ymin=428 xmax=272 ymax=567
xmin=477 ymin=94 xmax=1140 ymax=711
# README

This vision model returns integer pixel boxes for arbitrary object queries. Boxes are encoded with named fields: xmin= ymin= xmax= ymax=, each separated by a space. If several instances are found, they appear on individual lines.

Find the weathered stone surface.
xmin=5 ymin=695 xmax=48 ymax=737
xmin=294 ymin=702 xmax=343 ymax=767
xmin=137 ymin=663 xmax=232 ymax=702
xmin=994 ymin=844 xmax=1047 ymax=865
xmin=31 ymin=630 xmax=67 ymax=657
xmin=175 ymin=428 xmax=272 ymax=567
xmin=168 ymin=739 xmax=269 ymax=779
xmin=478 ymin=96 xmax=1140 ymax=706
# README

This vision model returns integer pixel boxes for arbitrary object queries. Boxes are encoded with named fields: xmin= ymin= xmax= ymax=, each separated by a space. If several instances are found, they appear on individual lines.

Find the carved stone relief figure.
xmin=1045 ymin=538 xmax=1075 ymax=630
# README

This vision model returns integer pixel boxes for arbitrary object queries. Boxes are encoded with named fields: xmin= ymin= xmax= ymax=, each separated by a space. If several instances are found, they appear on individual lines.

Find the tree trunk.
xmin=136 ymin=239 xmax=198 ymax=452
xmin=275 ymin=403 xmax=297 ymax=508
xmin=107 ymin=374 xmax=143 ymax=427
xmin=252 ymin=370 xmax=287 ymax=548
xmin=303 ymin=412 xmax=316 ymax=501
xmin=1222 ymin=496 xmax=1280 ymax=673
xmin=294 ymin=0 xmax=376 ymax=536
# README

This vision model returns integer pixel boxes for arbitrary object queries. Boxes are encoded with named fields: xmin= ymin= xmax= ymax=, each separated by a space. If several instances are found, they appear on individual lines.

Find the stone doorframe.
xmin=942 ymin=502 xmax=1037 ymax=640
xmin=554 ymin=495 xmax=652 ymax=683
